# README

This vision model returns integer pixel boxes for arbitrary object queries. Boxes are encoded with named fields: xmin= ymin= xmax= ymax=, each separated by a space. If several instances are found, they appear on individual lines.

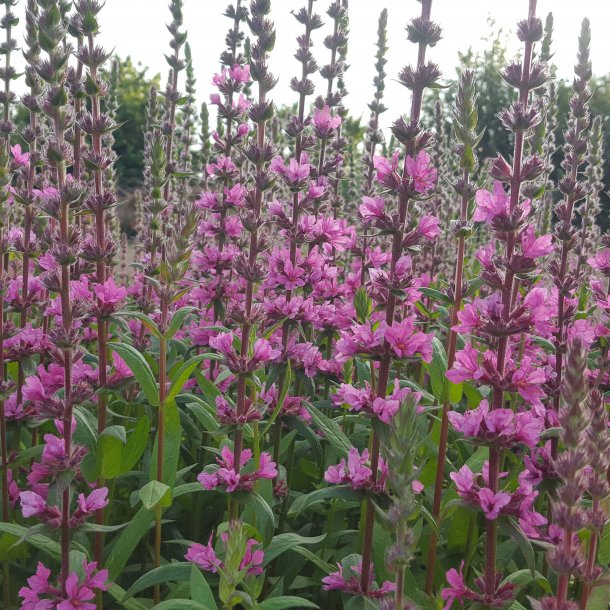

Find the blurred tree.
xmin=426 ymin=18 xmax=609 ymax=233
xmin=458 ymin=21 xmax=514 ymax=163
xmin=556 ymin=75 xmax=610 ymax=231
xmin=103 ymin=57 xmax=160 ymax=191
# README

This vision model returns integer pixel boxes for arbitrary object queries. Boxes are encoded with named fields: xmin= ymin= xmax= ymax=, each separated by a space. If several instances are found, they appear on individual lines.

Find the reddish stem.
xmin=425 ymin=168 xmax=468 ymax=593
xmin=483 ymin=1 xmax=537 ymax=594
xmin=87 ymin=31 xmax=110 ymax=574
xmin=273 ymin=0 xmax=315 ymax=486
xmin=360 ymin=0 xmax=433 ymax=593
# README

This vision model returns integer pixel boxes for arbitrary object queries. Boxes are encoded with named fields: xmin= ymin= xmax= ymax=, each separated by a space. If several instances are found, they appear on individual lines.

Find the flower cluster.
xmin=197 ymin=446 xmax=277 ymax=493
xmin=186 ymin=533 xmax=264 ymax=576
xmin=325 ymin=448 xmax=388 ymax=493
xmin=322 ymin=559 xmax=396 ymax=600
xmin=19 ymin=561 xmax=108 ymax=610
xmin=0 ymin=1 xmax=607 ymax=610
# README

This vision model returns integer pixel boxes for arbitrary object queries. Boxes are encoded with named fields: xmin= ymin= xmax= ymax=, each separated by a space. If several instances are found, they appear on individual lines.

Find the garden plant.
xmin=0 ymin=0 xmax=607 ymax=609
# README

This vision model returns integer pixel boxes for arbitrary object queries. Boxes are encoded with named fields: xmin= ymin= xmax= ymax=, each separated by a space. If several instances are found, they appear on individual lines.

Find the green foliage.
xmin=102 ymin=57 xmax=160 ymax=191
xmin=428 ymin=19 xmax=610 ymax=230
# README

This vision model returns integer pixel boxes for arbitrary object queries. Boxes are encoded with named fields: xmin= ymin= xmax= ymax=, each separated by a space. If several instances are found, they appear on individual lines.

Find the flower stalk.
xmin=360 ymin=0 xmax=441 ymax=593
xmin=425 ymin=68 xmax=480 ymax=594
xmin=550 ymin=18 xmax=592 ymax=458
xmin=230 ymin=0 xmax=276 ymax=519
xmin=360 ymin=8 xmax=388 ymax=287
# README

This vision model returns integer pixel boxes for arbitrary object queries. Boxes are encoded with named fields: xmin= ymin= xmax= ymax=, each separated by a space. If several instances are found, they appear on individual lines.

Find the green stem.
xmin=154 ymin=301 xmax=168 ymax=604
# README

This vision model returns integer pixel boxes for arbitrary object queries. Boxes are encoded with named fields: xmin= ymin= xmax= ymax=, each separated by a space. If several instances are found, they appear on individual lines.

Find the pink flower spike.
xmin=441 ymin=562 xmax=472 ymax=610
xmin=520 ymin=225 xmax=554 ymax=258
xmin=322 ymin=559 xmax=396 ymax=599
xmin=412 ymin=480 xmax=424 ymax=494
xmin=313 ymin=105 xmax=342 ymax=137
xmin=57 ymin=572 xmax=95 ymax=610
xmin=418 ymin=214 xmax=440 ymax=240
xmin=385 ymin=318 xmax=433 ymax=362
xmin=587 ymin=248 xmax=610 ymax=274
xmin=359 ymin=196 xmax=386 ymax=221
xmin=405 ymin=149 xmax=437 ymax=193
xmin=93 ymin=277 xmax=127 ymax=306
xmin=477 ymin=488 xmax=511 ymax=520
xmin=19 ymin=490 xmax=47 ymax=518
xmin=11 ymin=144 xmax=30 ymax=166
xmin=450 ymin=465 xmax=475 ymax=495
xmin=473 ymin=180 xmax=509 ymax=223
xmin=256 ymin=452 xmax=278 ymax=480
xmin=77 ymin=487 xmax=109 ymax=514
xmin=185 ymin=535 xmax=222 ymax=573
xmin=252 ymin=338 xmax=280 ymax=364
xmin=241 ymin=539 xmax=265 ymax=575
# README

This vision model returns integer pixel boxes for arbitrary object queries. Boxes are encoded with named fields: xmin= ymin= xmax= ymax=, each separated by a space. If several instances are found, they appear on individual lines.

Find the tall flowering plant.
xmin=440 ymin=0 xmax=557 ymax=605
xmin=425 ymin=68 xmax=481 ymax=593
xmin=352 ymin=0 xmax=442 ymax=595
xmin=0 ymin=1 xmax=605 ymax=610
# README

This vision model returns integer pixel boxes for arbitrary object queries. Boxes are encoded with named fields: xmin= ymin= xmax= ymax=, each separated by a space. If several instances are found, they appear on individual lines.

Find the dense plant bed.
xmin=0 ymin=0 xmax=607 ymax=609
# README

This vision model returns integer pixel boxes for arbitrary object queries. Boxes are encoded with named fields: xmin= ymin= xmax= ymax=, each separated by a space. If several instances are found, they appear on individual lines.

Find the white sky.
xmin=14 ymin=1 xmax=610 ymax=130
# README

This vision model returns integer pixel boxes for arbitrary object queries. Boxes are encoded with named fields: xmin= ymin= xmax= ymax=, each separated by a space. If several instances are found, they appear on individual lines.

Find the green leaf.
xmin=532 ymin=335 xmax=556 ymax=353
xmin=0 ymin=533 xmax=29 ymax=561
xmin=165 ymin=307 xmax=196 ymax=339
xmin=258 ymin=597 xmax=318 ymax=609
xmin=96 ymin=427 xmax=126 ymax=480
xmin=120 ymin=416 xmax=150 ymax=474
xmin=598 ymin=523 xmax=610 ymax=565
xmin=194 ymin=370 xmax=221 ymax=402
xmin=261 ymin=362 xmax=292 ymax=435
xmin=69 ymin=549 xmax=88 ymax=579
xmin=139 ymin=480 xmax=171 ymax=510
xmin=150 ymin=400 xmax=182 ymax=487
xmin=242 ymin=492 xmax=275 ymax=546
xmin=426 ymin=337 xmax=447 ymax=402
xmin=167 ymin=355 xmax=206 ymax=402
xmin=305 ymin=404 xmax=352 ymax=456
xmin=463 ymin=382 xmax=483 ymax=408
xmin=419 ymin=287 xmax=453 ymax=305
xmin=291 ymin=545 xmax=334 ymax=573
xmin=501 ymin=569 xmax=550 ymax=591
xmin=111 ymin=342 xmax=159 ymax=406
xmin=174 ymin=482 xmax=207 ymax=498
xmin=263 ymin=533 xmax=326 ymax=565
xmin=503 ymin=518 xmax=536 ymax=578
xmin=288 ymin=486 xmax=360 ymax=517
xmin=152 ymin=602 xmax=213 ymax=610
xmin=117 ymin=311 xmax=161 ymax=338
xmin=2 ymin=444 xmax=42 ymax=470
xmin=344 ymin=596 xmax=380 ymax=610
xmin=372 ymin=521 xmax=391 ymax=581
xmin=585 ymin=581 xmax=610 ymax=610
xmin=466 ymin=446 xmax=489 ymax=472
xmin=288 ymin=417 xmax=322 ymax=468
xmin=122 ymin=562 xmax=192 ymax=601
xmin=448 ymin=380 xmax=463 ymax=404
xmin=354 ymin=287 xmax=372 ymax=324
xmin=190 ymin=564 xmax=217 ymax=609
xmin=447 ymin=507 xmax=474 ymax=553
xmin=79 ymin=522 xmax=127 ymax=534
xmin=185 ymin=399 xmax=219 ymax=432
xmin=0 ymin=522 xmax=60 ymax=559
xmin=74 ymin=406 xmax=99 ymax=481
xmin=105 ymin=507 xmax=154 ymax=580
xmin=107 ymin=583 xmax=147 ymax=610
xmin=101 ymin=425 xmax=127 ymax=444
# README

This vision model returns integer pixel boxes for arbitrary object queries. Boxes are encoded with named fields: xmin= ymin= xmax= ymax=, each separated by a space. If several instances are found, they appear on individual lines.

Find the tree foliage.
xmin=103 ymin=57 xmax=160 ymax=191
